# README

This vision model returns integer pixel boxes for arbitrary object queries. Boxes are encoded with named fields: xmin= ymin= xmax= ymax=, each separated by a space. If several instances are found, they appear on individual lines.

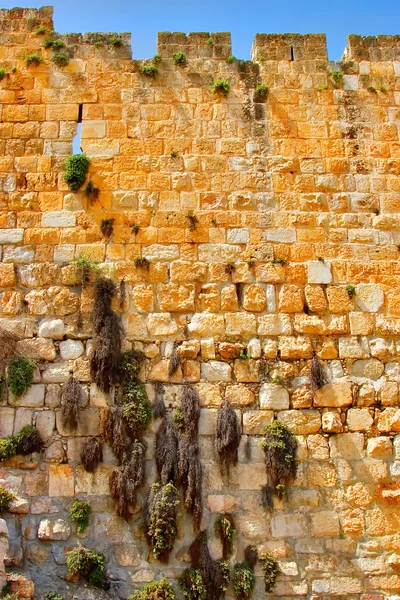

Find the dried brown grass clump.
xmin=189 ymin=532 xmax=229 ymax=600
xmin=215 ymin=400 xmax=241 ymax=475
xmin=261 ymin=421 xmax=297 ymax=509
xmin=110 ymin=441 xmax=146 ymax=520
xmin=153 ymin=381 xmax=166 ymax=418
xmin=119 ymin=279 xmax=126 ymax=308
xmin=310 ymin=353 xmax=324 ymax=390
xmin=61 ymin=377 xmax=82 ymax=430
xmin=81 ymin=438 xmax=103 ymax=472
xmin=156 ymin=415 xmax=178 ymax=485
xmin=90 ymin=277 xmax=122 ymax=392
xmin=168 ymin=342 xmax=180 ymax=377
xmin=177 ymin=385 xmax=203 ymax=530
xmin=100 ymin=406 xmax=128 ymax=463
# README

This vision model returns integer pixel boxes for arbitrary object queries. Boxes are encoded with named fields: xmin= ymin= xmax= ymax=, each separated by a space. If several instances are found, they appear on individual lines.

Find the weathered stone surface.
xmin=277 ymin=409 xmax=322 ymax=434
xmin=59 ymin=339 xmax=84 ymax=360
xmin=314 ymin=381 xmax=353 ymax=407
xmin=259 ymin=383 xmax=289 ymax=410
xmin=38 ymin=518 xmax=71 ymax=541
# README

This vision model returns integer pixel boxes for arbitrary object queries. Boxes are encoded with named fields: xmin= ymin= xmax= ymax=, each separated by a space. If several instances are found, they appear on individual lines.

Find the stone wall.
xmin=0 ymin=5 xmax=400 ymax=599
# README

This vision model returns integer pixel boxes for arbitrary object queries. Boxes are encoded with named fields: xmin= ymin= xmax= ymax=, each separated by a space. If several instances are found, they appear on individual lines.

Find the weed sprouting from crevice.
xmin=64 ymin=154 xmax=90 ymax=191
xmin=61 ymin=377 xmax=82 ymax=430
xmin=85 ymin=181 xmax=99 ymax=203
xmin=128 ymin=578 xmax=176 ymax=600
xmin=0 ymin=487 xmax=14 ymax=513
xmin=7 ymin=357 xmax=35 ymax=397
xmin=110 ymin=441 xmax=146 ymax=520
xmin=118 ymin=349 xmax=145 ymax=383
xmin=81 ymin=437 xmax=103 ymax=472
xmin=215 ymin=399 xmax=241 ymax=475
xmin=100 ymin=218 xmax=114 ymax=238
xmin=66 ymin=543 xmax=106 ymax=586
xmin=233 ymin=546 xmax=257 ymax=600
xmin=69 ymin=500 xmax=91 ymax=533
xmin=259 ymin=551 xmax=279 ymax=593
xmin=101 ymin=405 xmax=128 ymax=463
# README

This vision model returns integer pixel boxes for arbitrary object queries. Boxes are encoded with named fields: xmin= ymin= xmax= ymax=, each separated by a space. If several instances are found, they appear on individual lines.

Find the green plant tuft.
xmin=259 ymin=551 xmax=279 ymax=593
xmin=0 ymin=69 xmax=6 ymax=80
xmin=227 ymin=55 xmax=236 ymax=64
xmin=100 ymin=218 xmax=114 ymax=238
xmin=66 ymin=544 xmax=106 ymax=586
xmin=172 ymin=408 xmax=184 ymax=430
xmin=153 ymin=54 xmax=161 ymax=64
xmin=272 ymin=257 xmax=287 ymax=265
xmin=172 ymin=51 xmax=186 ymax=66
xmin=372 ymin=207 xmax=380 ymax=215
xmin=51 ymin=52 xmax=69 ymax=67
xmin=11 ymin=67 xmax=17 ymax=73
xmin=131 ymin=223 xmax=140 ymax=234
xmin=179 ymin=568 xmax=206 ymax=599
xmin=225 ymin=262 xmax=235 ymax=275
xmin=128 ymin=578 xmax=176 ymax=600
xmin=34 ymin=26 xmax=47 ymax=35
xmin=145 ymin=481 xmax=179 ymax=562
xmin=134 ymin=257 xmax=150 ymax=269
xmin=346 ymin=284 xmax=356 ymax=297
xmin=233 ymin=555 xmax=256 ymax=600
xmin=109 ymin=35 xmax=123 ymax=47
xmin=206 ymin=37 xmax=213 ymax=46
xmin=44 ymin=38 xmax=65 ymax=50
xmin=24 ymin=54 xmax=43 ymax=66
xmin=118 ymin=349 xmax=145 ymax=383
xmin=7 ymin=357 xmax=36 ymax=397
xmin=119 ymin=382 xmax=152 ymax=438
xmin=64 ymin=154 xmax=90 ymax=191
xmin=93 ymin=40 xmax=104 ymax=48
xmin=212 ymin=79 xmax=230 ymax=97
xmin=44 ymin=592 xmax=64 ymax=600
xmin=0 ymin=487 xmax=14 ymax=513
xmin=141 ymin=65 xmax=158 ymax=77
xmin=0 ymin=425 xmax=43 ymax=462
xmin=0 ymin=437 xmax=17 ymax=462
xmin=214 ymin=514 xmax=236 ymax=559
xmin=260 ymin=420 xmax=297 ymax=508
xmin=331 ymin=70 xmax=344 ymax=86
xmin=255 ymin=83 xmax=269 ymax=99
xmin=69 ymin=500 xmax=91 ymax=534
xmin=72 ymin=254 xmax=98 ymax=286
xmin=368 ymin=85 xmax=377 ymax=93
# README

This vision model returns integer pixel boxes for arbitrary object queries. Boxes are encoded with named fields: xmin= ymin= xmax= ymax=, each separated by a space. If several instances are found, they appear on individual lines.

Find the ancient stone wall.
xmin=1 ymin=5 xmax=400 ymax=599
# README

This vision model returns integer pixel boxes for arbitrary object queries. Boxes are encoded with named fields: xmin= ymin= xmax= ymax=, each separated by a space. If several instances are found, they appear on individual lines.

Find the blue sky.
xmin=2 ymin=0 xmax=399 ymax=60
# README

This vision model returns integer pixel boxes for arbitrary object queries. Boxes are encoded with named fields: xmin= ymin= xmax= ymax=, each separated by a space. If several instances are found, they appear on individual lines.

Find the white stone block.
xmin=201 ymin=361 xmax=231 ymax=382
xmin=227 ymin=228 xmax=249 ymax=244
xmin=59 ymin=339 xmax=84 ymax=360
xmin=38 ymin=318 xmax=65 ymax=340
xmin=308 ymin=260 xmax=332 ymax=283
xmin=259 ymin=384 xmax=290 ymax=410
xmin=42 ymin=212 xmax=76 ymax=227
xmin=343 ymin=75 xmax=358 ymax=90
xmin=0 ymin=229 xmax=24 ymax=244
xmin=355 ymin=284 xmax=384 ymax=312
xmin=265 ymin=228 xmax=296 ymax=243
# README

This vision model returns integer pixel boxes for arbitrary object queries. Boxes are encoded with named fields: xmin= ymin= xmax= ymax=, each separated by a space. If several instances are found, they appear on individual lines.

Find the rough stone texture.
xmin=0 ymin=12 xmax=398 ymax=598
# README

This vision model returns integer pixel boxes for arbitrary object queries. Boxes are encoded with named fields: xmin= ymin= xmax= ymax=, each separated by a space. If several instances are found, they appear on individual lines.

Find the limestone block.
xmin=0 ymin=408 xmax=15 ymax=437
xmin=347 ymin=409 xmax=374 ymax=431
xmin=225 ymin=313 xmax=256 ymax=336
xmin=38 ymin=318 xmax=65 ymax=339
xmin=9 ymin=384 xmax=45 ymax=408
xmin=15 ymin=338 xmax=56 ymax=361
xmin=52 ymin=288 xmax=79 ymax=316
xmin=234 ymin=359 xmax=260 ymax=382
xmin=177 ymin=340 xmax=200 ymax=359
xmin=24 ymin=290 xmax=48 ymax=315
xmin=311 ymin=511 xmax=340 ymax=536
xmin=0 ymin=229 xmax=24 ymax=244
xmin=314 ymin=382 xmax=353 ymax=408
xmin=201 ymin=338 xmax=216 ymax=359
xmin=265 ymin=228 xmax=296 ymax=242
xmin=35 ymin=411 xmax=56 ymax=441
xmin=206 ymin=495 xmax=239 ymax=513
xmin=158 ymin=283 xmax=195 ymax=312
xmin=355 ymin=284 xmax=384 ymax=312
xmin=338 ymin=336 xmax=369 ymax=359
xmin=42 ymin=212 xmax=76 ymax=227
xmin=243 ymin=285 xmax=266 ymax=312
xmin=142 ymin=245 xmax=179 ymax=261
xmin=149 ymin=359 xmax=183 ymax=383
xmin=377 ymin=408 xmax=400 ymax=432
xmin=75 ymin=464 xmax=114 ymax=495
xmin=199 ymin=408 xmax=218 ymax=435
xmin=329 ymin=433 xmax=365 ymax=459
xmin=243 ymin=410 xmax=273 ymax=434
xmin=112 ymin=543 xmax=141 ymax=567
xmin=258 ymin=314 xmax=292 ymax=336
xmin=278 ymin=284 xmax=304 ymax=313
xmin=48 ymin=464 xmax=74 ymax=497
xmin=247 ymin=338 xmax=261 ymax=358
xmin=59 ymin=339 xmax=84 ymax=360
xmin=305 ymin=285 xmax=327 ymax=312
xmin=227 ymin=228 xmax=249 ymax=243
xmin=201 ymin=361 xmax=231 ymax=382
xmin=225 ymin=385 xmax=254 ymax=407
xmin=147 ymin=313 xmax=178 ymax=337
xmin=8 ymin=496 xmax=29 ymax=514
xmin=259 ymin=384 xmax=290 ymax=410
xmin=188 ymin=314 xmax=225 ymax=338
xmin=307 ymin=462 xmax=338 ymax=487
xmin=42 ymin=363 xmax=70 ymax=383
xmin=38 ymin=518 xmax=71 ymax=541
xmin=367 ymin=437 xmax=392 ymax=458
xmin=278 ymin=336 xmax=313 ymax=359
xmin=81 ymin=119 xmax=106 ymax=138
xmin=277 ymin=409 xmax=321 ymax=435
xmin=351 ymin=359 xmax=384 ymax=380
xmin=271 ymin=513 xmax=308 ymax=538
xmin=307 ymin=435 xmax=330 ymax=461
xmin=308 ymin=260 xmax=332 ymax=283
xmin=14 ymin=408 xmax=32 ymax=432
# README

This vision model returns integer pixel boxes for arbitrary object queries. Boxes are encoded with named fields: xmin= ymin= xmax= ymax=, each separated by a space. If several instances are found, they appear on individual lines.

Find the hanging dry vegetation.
xmin=100 ymin=405 xmax=128 ymax=464
xmin=61 ymin=377 xmax=83 ymax=430
xmin=214 ymin=514 xmax=236 ymax=559
xmin=110 ymin=441 xmax=146 ymax=520
xmin=153 ymin=381 xmax=166 ymax=418
xmin=177 ymin=385 xmax=203 ymax=530
xmin=145 ymin=481 xmax=179 ymax=562
xmin=90 ymin=277 xmax=121 ymax=392
xmin=81 ymin=437 xmax=103 ymax=472
xmin=215 ymin=399 xmax=241 ymax=475
xmin=309 ymin=353 xmax=325 ymax=390
xmin=188 ymin=532 xmax=230 ymax=600
xmin=168 ymin=342 xmax=180 ymax=377
xmin=156 ymin=414 xmax=179 ymax=485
